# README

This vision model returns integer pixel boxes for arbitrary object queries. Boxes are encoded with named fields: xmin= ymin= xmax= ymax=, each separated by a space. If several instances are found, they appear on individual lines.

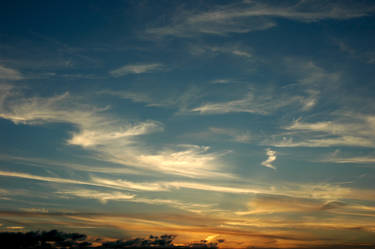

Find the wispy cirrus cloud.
xmin=0 ymin=65 xmax=23 ymax=80
xmin=4 ymin=168 xmax=371 ymax=201
xmin=326 ymin=156 xmax=375 ymax=164
xmin=271 ymin=114 xmax=375 ymax=148
xmin=191 ymin=91 xmax=299 ymax=115
xmin=336 ymin=40 xmax=375 ymax=64
xmin=320 ymin=150 xmax=375 ymax=165
xmin=146 ymin=0 xmax=374 ymax=38
xmin=57 ymin=188 xmax=213 ymax=213
xmin=57 ymin=189 xmax=135 ymax=204
xmin=0 ymin=85 xmax=228 ymax=178
xmin=236 ymin=195 xmax=346 ymax=215
xmin=109 ymin=63 xmax=164 ymax=77
xmin=189 ymin=44 xmax=253 ymax=58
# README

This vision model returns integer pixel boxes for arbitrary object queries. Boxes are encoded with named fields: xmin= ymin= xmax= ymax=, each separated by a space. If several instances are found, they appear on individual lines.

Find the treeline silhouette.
xmin=0 ymin=230 xmax=218 ymax=249
xmin=1 ymin=230 xmax=375 ymax=249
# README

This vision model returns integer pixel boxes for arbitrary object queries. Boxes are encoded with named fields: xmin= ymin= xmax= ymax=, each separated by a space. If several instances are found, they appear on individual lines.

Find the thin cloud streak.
xmin=191 ymin=92 xmax=299 ymax=115
xmin=57 ymin=189 xmax=135 ymax=204
xmin=109 ymin=63 xmax=164 ymax=77
xmin=3 ymin=168 xmax=374 ymax=202
xmin=58 ymin=188 xmax=214 ymax=213
xmin=272 ymin=114 xmax=375 ymax=148
xmin=146 ymin=0 xmax=373 ymax=37
xmin=0 ymin=65 xmax=23 ymax=80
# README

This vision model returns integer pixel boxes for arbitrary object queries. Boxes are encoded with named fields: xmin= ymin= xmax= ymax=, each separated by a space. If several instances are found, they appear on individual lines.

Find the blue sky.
xmin=1 ymin=0 xmax=375 ymax=247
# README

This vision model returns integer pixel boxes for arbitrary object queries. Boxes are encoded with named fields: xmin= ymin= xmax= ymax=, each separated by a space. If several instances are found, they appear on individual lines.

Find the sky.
xmin=1 ymin=0 xmax=375 ymax=248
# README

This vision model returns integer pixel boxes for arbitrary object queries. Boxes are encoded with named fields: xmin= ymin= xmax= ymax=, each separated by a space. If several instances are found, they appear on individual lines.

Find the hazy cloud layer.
xmin=147 ymin=0 xmax=374 ymax=37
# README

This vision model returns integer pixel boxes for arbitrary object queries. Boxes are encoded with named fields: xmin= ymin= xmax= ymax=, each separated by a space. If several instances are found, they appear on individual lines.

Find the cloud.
xmin=0 ymin=169 xmax=254 ymax=196
xmin=2 ymin=167 xmax=375 ymax=203
xmin=109 ymin=63 xmax=164 ymax=77
xmin=57 ymin=189 xmax=135 ymax=204
xmin=0 ymin=86 xmax=229 ymax=178
xmin=5 ymin=226 xmax=24 ymax=229
xmin=189 ymin=44 xmax=253 ymax=58
xmin=0 ymin=65 xmax=23 ymax=80
xmin=129 ymin=198 xmax=214 ymax=214
xmin=67 ymin=120 xmax=162 ymax=148
xmin=59 ymin=187 xmax=213 ymax=213
xmin=90 ymin=177 xmax=168 ymax=192
xmin=272 ymin=114 xmax=375 ymax=148
xmin=0 ymin=154 xmax=145 ymax=176
xmin=146 ymin=0 xmax=373 ymax=37
xmin=191 ymin=91 xmax=298 ymax=115
xmin=237 ymin=196 xmax=346 ymax=215
xmin=282 ymin=58 xmax=340 ymax=111
xmin=336 ymin=40 xmax=375 ymax=64
xmin=0 ymin=170 xmax=96 ymax=186
xmin=100 ymin=85 xmax=203 ymax=112
xmin=18 ymin=208 xmax=49 ymax=213
xmin=0 ymin=170 xmax=168 ymax=193
xmin=135 ymin=145 xmax=228 ymax=178
xmin=325 ymin=156 xmax=375 ymax=164
xmin=261 ymin=148 xmax=277 ymax=170
xmin=209 ymin=127 xmax=251 ymax=143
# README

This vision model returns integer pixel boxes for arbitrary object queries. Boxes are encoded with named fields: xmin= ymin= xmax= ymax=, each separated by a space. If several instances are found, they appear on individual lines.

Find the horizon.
xmin=1 ymin=0 xmax=375 ymax=248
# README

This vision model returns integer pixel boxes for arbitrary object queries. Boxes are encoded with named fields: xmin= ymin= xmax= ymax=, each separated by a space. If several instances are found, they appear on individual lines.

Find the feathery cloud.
xmin=146 ymin=0 xmax=373 ymax=38
xmin=57 ymin=189 xmax=135 ymax=204
xmin=0 ymin=86 xmax=229 ymax=178
xmin=191 ymin=92 xmax=299 ymax=115
xmin=272 ymin=114 xmax=375 ymax=148
xmin=110 ymin=63 xmax=164 ymax=77
xmin=0 ymin=65 xmax=23 ymax=80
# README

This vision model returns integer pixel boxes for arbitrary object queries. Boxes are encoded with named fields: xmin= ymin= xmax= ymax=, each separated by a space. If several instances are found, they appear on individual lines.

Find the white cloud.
xmin=110 ymin=63 xmax=164 ymax=77
xmin=2 ymin=168 xmax=374 ymax=203
xmin=261 ymin=148 xmax=277 ymax=170
xmin=331 ymin=157 xmax=375 ymax=164
xmin=272 ymin=114 xmax=375 ymax=148
xmin=282 ymin=58 xmax=340 ymax=111
xmin=0 ymin=86 xmax=229 ymax=178
xmin=90 ymin=177 xmax=168 ymax=192
xmin=191 ymin=91 xmax=298 ymax=115
xmin=58 ymin=188 xmax=213 ymax=212
xmin=0 ymin=170 xmax=97 ymax=186
xmin=321 ymin=150 xmax=375 ymax=164
xmin=57 ymin=189 xmax=135 ymax=204
xmin=146 ymin=1 xmax=373 ymax=37
xmin=67 ymin=120 xmax=162 ymax=148
xmin=0 ymin=65 xmax=23 ymax=80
